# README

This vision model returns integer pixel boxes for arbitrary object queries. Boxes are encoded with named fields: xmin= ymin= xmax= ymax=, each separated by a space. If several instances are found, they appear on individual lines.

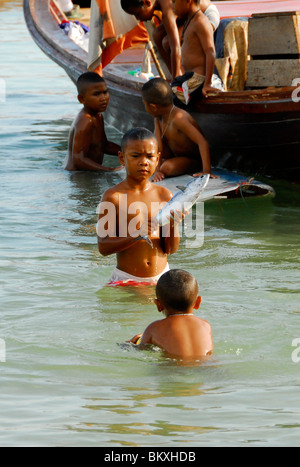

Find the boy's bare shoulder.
xmin=153 ymin=183 xmax=173 ymax=201
xmin=101 ymin=181 xmax=126 ymax=203
xmin=142 ymin=319 xmax=164 ymax=341
xmin=172 ymin=107 xmax=200 ymax=130
xmin=174 ymin=106 xmax=191 ymax=117
xmin=195 ymin=317 xmax=212 ymax=331
xmin=75 ymin=109 xmax=103 ymax=128
xmin=194 ymin=11 xmax=213 ymax=31
xmin=173 ymin=107 xmax=195 ymax=123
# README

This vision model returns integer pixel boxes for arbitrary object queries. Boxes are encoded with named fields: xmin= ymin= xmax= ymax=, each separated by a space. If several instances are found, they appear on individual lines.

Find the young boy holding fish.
xmin=129 ymin=269 xmax=214 ymax=359
xmin=64 ymin=72 xmax=121 ymax=171
xmin=142 ymin=78 xmax=213 ymax=182
xmin=97 ymin=128 xmax=185 ymax=285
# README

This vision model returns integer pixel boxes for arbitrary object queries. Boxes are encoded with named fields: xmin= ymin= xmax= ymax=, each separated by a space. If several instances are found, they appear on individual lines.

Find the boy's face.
xmin=127 ymin=0 xmax=155 ymax=21
xmin=172 ymin=0 xmax=189 ymax=18
xmin=78 ymin=82 xmax=110 ymax=113
xmin=119 ymin=138 xmax=160 ymax=180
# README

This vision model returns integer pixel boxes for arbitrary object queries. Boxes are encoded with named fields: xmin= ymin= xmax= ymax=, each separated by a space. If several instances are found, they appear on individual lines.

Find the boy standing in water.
xmin=142 ymin=78 xmax=212 ymax=181
xmin=121 ymin=0 xmax=220 ymax=80
xmin=97 ymin=128 xmax=185 ymax=284
xmin=129 ymin=269 xmax=214 ymax=359
xmin=64 ymin=72 xmax=121 ymax=171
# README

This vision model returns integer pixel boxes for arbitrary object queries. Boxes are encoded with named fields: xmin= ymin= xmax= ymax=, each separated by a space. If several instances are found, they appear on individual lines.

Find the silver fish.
xmin=142 ymin=174 xmax=210 ymax=247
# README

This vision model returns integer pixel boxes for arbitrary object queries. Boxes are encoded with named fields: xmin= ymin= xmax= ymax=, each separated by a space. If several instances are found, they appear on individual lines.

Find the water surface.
xmin=0 ymin=1 xmax=300 ymax=447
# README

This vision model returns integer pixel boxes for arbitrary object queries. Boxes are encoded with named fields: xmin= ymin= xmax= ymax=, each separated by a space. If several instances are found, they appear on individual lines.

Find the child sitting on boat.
xmin=97 ymin=127 xmax=185 ymax=285
xmin=129 ymin=269 xmax=214 ymax=359
xmin=142 ymin=78 xmax=213 ymax=181
xmin=64 ymin=72 xmax=121 ymax=171
xmin=121 ymin=0 xmax=220 ymax=80
xmin=172 ymin=0 xmax=223 ymax=105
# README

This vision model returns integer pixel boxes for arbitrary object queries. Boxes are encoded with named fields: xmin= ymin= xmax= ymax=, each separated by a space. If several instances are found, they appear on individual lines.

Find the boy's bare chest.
xmin=115 ymin=191 xmax=166 ymax=225
xmin=91 ymin=117 xmax=105 ymax=145
xmin=182 ymin=27 xmax=204 ymax=55
xmin=164 ymin=123 xmax=196 ymax=153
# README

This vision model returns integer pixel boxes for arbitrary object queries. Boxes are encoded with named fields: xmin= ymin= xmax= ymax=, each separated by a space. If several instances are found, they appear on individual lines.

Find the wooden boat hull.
xmin=24 ymin=0 xmax=300 ymax=181
xmin=101 ymin=81 xmax=300 ymax=180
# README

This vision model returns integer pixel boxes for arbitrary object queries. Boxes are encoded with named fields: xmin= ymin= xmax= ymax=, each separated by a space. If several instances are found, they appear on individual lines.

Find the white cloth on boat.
xmin=57 ymin=0 xmax=74 ymax=13
xmin=88 ymin=0 xmax=139 ymax=71
xmin=204 ymin=4 xmax=221 ymax=31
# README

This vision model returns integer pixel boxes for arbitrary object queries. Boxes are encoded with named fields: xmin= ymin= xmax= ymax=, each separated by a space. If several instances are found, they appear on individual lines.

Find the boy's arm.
xmin=97 ymin=192 xmax=153 ymax=256
xmin=128 ymin=323 xmax=155 ymax=347
xmin=152 ymin=119 xmax=165 ymax=181
xmin=73 ymin=118 xmax=119 ymax=171
xmin=161 ymin=0 xmax=182 ymax=79
xmin=195 ymin=18 xmax=217 ymax=98
xmin=154 ymin=118 xmax=163 ymax=154
xmin=175 ymin=116 xmax=211 ymax=174
xmin=140 ymin=324 xmax=154 ymax=346
xmin=104 ymin=141 xmax=121 ymax=156
xmin=163 ymin=209 xmax=185 ymax=255
xmin=102 ymin=124 xmax=121 ymax=156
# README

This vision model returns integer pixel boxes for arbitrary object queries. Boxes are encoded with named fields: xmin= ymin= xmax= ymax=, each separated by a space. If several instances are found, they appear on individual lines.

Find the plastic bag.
xmin=59 ymin=21 xmax=89 ymax=53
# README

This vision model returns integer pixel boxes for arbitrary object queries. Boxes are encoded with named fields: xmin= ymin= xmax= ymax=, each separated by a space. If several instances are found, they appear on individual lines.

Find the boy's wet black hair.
xmin=142 ymin=78 xmax=173 ymax=106
xmin=121 ymin=127 xmax=157 ymax=152
xmin=121 ymin=0 xmax=144 ymax=12
xmin=156 ymin=270 xmax=199 ymax=312
xmin=76 ymin=72 xmax=105 ymax=95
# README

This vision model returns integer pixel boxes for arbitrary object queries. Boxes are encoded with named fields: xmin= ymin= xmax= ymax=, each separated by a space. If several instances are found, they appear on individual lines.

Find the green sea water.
xmin=0 ymin=0 xmax=300 ymax=447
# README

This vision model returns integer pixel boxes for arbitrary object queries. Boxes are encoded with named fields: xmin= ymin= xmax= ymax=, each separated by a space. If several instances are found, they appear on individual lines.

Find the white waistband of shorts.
xmin=110 ymin=264 xmax=170 ymax=284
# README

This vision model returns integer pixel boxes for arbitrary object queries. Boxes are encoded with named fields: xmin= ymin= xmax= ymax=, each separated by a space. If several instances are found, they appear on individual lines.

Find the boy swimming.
xmin=64 ymin=72 xmax=121 ymax=171
xmin=97 ymin=128 xmax=185 ymax=284
xmin=142 ymin=78 xmax=212 ymax=181
xmin=129 ymin=269 xmax=214 ymax=358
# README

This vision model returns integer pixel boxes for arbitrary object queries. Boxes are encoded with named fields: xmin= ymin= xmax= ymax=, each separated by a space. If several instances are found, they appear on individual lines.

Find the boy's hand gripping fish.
xmin=139 ymin=174 xmax=210 ymax=248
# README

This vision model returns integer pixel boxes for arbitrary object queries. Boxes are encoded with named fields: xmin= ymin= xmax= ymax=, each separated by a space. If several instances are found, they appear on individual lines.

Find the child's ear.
xmin=154 ymin=298 xmax=164 ymax=313
xmin=194 ymin=296 xmax=202 ymax=310
xmin=150 ymin=103 xmax=158 ymax=113
xmin=77 ymin=94 xmax=85 ymax=104
xmin=118 ymin=151 xmax=125 ymax=167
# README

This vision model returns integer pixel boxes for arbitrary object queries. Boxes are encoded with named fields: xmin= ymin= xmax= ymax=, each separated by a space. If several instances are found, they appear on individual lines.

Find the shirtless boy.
xmin=121 ymin=0 xmax=220 ymax=80
xmin=64 ymin=72 xmax=121 ymax=171
xmin=172 ymin=0 xmax=220 ymax=104
xmin=142 ymin=78 xmax=212 ymax=181
xmin=97 ymin=128 xmax=185 ymax=284
xmin=129 ymin=269 xmax=214 ymax=358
